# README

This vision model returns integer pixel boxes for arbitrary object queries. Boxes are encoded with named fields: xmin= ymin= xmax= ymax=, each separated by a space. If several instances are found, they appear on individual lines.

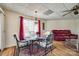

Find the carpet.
xmin=16 ymin=45 xmax=55 ymax=56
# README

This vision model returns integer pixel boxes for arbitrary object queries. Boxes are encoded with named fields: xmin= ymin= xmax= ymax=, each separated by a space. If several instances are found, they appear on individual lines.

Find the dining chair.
xmin=65 ymin=39 xmax=79 ymax=51
xmin=13 ymin=34 xmax=31 ymax=56
xmin=38 ymin=33 xmax=53 ymax=55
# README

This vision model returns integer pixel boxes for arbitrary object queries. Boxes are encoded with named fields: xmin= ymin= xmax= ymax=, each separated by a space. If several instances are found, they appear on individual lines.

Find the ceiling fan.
xmin=63 ymin=4 xmax=79 ymax=16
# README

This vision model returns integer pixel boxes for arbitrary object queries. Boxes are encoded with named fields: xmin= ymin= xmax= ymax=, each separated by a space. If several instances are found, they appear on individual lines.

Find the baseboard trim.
xmin=6 ymin=44 xmax=16 ymax=48
xmin=2 ymin=46 xmax=16 ymax=52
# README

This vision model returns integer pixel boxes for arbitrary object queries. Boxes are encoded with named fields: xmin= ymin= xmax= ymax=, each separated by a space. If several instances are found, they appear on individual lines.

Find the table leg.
xmin=28 ymin=41 xmax=31 ymax=56
xmin=31 ymin=40 xmax=33 ymax=55
xmin=37 ymin=40 xmax=40 ymax=52
xmin=76 ymin=40 xmax=79 ymax=51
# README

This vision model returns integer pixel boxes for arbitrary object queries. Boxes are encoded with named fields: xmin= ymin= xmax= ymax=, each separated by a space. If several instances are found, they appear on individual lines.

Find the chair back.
xmin=13 ymin=34 xmax=19 ymax=48
xmin=46 ymin=34 xmax=53 ymax=44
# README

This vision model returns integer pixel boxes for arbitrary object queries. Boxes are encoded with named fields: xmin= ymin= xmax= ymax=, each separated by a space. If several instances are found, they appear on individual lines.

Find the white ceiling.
xmin=0 ymin=3 xmax=79 ymax=20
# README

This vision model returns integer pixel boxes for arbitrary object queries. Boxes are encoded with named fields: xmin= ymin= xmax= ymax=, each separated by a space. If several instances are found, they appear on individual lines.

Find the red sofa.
xmin=52 ymin=30 xmax=78 ymax=41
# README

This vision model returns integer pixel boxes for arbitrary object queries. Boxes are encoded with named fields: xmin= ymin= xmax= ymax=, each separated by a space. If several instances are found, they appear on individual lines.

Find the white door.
xmin=0 ymin=13 xmax=5 ymax=50
xmin=0 ymin=13 xmax=1 ymax=50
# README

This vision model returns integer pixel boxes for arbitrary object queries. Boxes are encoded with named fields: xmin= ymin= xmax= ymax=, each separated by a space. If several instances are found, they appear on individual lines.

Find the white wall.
xmin=75 ymin=19 xmax=79 ymax=35
xmin=46 ymin=19 xmax=77 ymax=34
xmin=5 ymin=11 xmax=21 ymax=47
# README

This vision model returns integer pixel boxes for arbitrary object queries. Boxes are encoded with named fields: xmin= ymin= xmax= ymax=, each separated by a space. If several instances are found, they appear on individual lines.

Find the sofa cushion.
xmin=53 ymin=30 xmax=71 ymax=34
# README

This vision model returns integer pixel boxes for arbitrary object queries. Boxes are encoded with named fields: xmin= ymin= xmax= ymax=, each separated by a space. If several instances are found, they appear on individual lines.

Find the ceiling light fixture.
xmin=34 ymin=10 xmax=38 ymax=21
xmin=34 ymin=10 xmax=38 ymax=24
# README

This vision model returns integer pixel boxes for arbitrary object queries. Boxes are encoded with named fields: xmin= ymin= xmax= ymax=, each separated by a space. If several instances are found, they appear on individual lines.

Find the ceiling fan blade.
xmin=63 ymin=11 xmax=73 ymax=16
xmin=63 ymin=10 xmax=71 ymax=12
xmin=73 ymin=4 xmax=79 ymax=10
xmin=62 ymin=3 xmax=79 ymax=16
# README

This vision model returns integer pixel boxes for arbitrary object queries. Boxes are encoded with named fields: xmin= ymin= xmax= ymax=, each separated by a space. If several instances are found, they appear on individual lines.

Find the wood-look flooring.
xmin=0 ymin=46 xmax=15 ymax=56
xmin=0 ymin=41 xmax=79 ymax=56
xmin=47 ymin=41 xmax=79 ymax=56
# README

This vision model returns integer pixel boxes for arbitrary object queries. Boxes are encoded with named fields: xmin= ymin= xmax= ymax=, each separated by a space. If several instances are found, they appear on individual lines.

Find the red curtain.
xmin=19 ymin=16 xmax=24 ymax=40
xmin=38 ymin=18 xmax=41 ymax=37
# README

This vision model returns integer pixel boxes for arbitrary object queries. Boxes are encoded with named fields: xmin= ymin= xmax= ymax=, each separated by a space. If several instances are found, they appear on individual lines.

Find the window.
xmin=24 ymin=19 xmax=38 ymax=37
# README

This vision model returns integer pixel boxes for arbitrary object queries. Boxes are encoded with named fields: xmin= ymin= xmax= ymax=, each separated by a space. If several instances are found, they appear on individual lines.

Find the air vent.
xmin=44 ymin=9 xmax=53 ymax=15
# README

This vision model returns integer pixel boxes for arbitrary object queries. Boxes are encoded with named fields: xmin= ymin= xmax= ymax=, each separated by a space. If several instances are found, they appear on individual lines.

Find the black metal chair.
xmin=13 ymin=34 xmax=31 ymax=56
xmin=38 ymin=33 xmax=53 ymax=55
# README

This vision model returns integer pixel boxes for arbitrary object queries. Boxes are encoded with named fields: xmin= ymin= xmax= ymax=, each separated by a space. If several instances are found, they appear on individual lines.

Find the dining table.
xmin=24 ymin=35 xmax=46 ymax=55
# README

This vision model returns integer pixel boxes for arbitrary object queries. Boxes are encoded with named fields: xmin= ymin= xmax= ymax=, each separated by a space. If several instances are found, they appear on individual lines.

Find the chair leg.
xmin=44 ymin=47 xmax=47 ymax=55
xmin=27 ymin=41 xmax=31 ymax=56
xmin=37 ymin=41 xmax=40 ymax=52
xmin=76 ymin=43 xmax=79 ymax=51
xmin=50 ymin=46 xmax=53 ymax=54
xmin=37 ymin=44 xmax=39 ymax=52
xmin=28 ymin=44 xmax=31 ymax=56
xmin=17 ymin=48 xmax=20 ymax=56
